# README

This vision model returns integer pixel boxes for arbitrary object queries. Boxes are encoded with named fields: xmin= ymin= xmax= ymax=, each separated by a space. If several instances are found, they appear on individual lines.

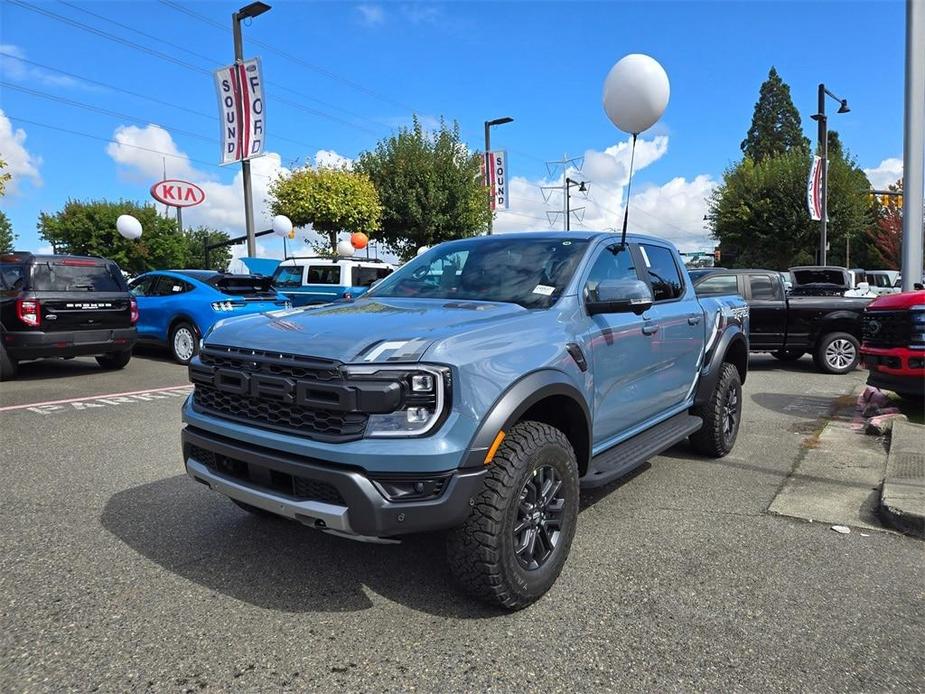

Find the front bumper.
xmin=182 ymin=426 xmax=486 ymax=539
xmin=861 ymin=346 xmax=925 ymax=398
xmin=4 ymin=327 xmax=136 ymax=359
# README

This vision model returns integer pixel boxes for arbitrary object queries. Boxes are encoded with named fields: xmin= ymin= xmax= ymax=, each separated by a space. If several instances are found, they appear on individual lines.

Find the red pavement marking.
xmin=0 ymin=384 xmax=193 ymax=412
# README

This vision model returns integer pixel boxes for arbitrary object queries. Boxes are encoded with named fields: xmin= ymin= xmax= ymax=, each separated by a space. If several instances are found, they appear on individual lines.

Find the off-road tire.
xmin=169 ymin=322 xmax=198 ymax=365
xmin=0 ymin=344 xmax=18 ymax=381
xmin=231 ymin=499 xmax=277 ymax=518
xmin=689 ymin=362 xmax=742 ymax=458
xmin=772 ymin=350 xmax=804 ymax=362
xmin=446 ymin=421 xmax=580 ymax=610
xmin=813 ymin=331 xmax=860 ymax=374
xmin=96 ymin=350 xmax=132 ymax=370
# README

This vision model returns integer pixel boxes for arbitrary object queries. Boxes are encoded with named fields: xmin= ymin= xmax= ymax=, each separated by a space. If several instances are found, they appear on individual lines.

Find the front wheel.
xmin=169 ymin=322 xmax=198 ymax=365
xmin=447 ymin=421 xmax=579 ymax=610
xmin=689 ymin=362 xmax=742 ymax=458
xmin=96 ymin=350 xmax=132 ymax=370
xmin=813 ymin=332 xmax=859 ymax=374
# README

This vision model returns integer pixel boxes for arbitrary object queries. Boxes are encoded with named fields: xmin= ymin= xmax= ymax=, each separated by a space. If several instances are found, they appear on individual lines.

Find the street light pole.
xmin=564 ymin=177 xmax=587 ymax=231
xmin=484 ymin=116 xmax=513 ymax=235
xmin=811 ymin=84 xmax=850 ymax=266
xmin=232 ymin=2 xmax=271 ymax=257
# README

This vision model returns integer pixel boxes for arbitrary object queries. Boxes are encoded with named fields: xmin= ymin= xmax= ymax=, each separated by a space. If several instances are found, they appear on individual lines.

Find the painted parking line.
xmin=0 ymin=384 xmax=193 ymax=415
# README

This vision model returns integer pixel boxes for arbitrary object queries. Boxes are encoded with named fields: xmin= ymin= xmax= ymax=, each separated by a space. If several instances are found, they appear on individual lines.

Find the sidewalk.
xmin=880 ymin=419 xmax=925 ymax=539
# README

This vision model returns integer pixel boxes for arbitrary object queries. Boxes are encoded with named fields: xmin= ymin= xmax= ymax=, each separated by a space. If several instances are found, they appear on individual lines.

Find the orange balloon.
xmin=351 ymin=232 xmax=369 ymax=249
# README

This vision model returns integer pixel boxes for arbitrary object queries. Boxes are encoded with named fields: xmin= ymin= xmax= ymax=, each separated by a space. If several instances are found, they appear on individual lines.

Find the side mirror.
xmin=586 ymin=278 xmax=653 ymax=316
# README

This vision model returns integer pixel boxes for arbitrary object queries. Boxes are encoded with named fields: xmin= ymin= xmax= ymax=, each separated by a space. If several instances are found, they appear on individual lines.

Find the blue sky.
xmin=0 ymin=0 xmax=909 ymax=256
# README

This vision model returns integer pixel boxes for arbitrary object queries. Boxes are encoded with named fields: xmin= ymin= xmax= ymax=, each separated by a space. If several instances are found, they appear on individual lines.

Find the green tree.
xmin=709 ymin=145 xmax=871 ymax=269
xmin=268 ymin=166 xmax=381 ymax=254
xmin=38 ymin=199 xmax=187 ymax=274
xmin=355 ymin=116 xmax=491 ymax=261
xmin=183 ymin=226 xmax=232 ymax=270
xmin=741 ymin=67 xmax=810 ymax=162
xmin=0 ymin=158 xmax=11 ymax=198
xmin=0 ymin=210 xmax=16 ymax=254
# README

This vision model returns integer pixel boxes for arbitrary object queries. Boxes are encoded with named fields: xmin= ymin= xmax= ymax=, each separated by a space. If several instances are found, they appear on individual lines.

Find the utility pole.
xmin=541 ymin=154 xmax=585 ymax=230
xmin=902 ymin=0 xmax=924 ymax=290
xmin=232 ymin=2 xmax=271 ymax=257
xmin=484 ymin=117 xmax=513 ymax=235
xmin=811 ymin=84 xmax=850 ymax=266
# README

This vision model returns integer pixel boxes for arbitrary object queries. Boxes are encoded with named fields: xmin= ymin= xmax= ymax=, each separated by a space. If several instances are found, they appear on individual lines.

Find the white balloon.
xmin=116 ymin=214 xmax=142 ymax=240
xmin=336 ymin=240 xmax=355 ymax=257
xmin=272 ymin=214 xmax=293 ymax=237
xmin=602 ymin=54 xmax=670 ymax=134
xmin=416 ymin=245 xmax=430 ymax=257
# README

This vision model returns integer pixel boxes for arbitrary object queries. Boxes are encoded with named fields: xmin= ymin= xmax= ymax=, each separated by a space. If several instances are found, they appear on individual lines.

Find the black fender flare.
xmin=695 ymin=326 xmax=748 ymax=407
xmin=461 ymin=369 xmax=591 ymax=469
xmin=813 ymin=310 xmax=863 ymax=340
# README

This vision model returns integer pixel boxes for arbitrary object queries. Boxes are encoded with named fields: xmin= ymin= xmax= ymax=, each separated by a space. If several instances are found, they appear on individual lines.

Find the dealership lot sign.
xmin=482 ymin=150 xmax=509 ymax=210
xmin=214 ymin=58 xmax=266 ymax=165
xmin=150 ymin=179 xmax=206 ymax=207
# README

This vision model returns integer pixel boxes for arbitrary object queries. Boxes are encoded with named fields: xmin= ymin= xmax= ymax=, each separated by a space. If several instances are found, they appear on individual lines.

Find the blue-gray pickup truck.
xmin=181 ymin=231 xmax=749 ymax=609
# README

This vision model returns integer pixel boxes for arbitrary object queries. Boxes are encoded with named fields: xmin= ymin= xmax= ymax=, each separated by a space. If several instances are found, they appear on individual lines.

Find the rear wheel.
xmin=169 ymin=322 xmax=198 ymax=365
xmin=772 ymin=350 xmax=804 ymax=362
xmin=813 ymin=332 xmax=859 ymax=374
xmin=96 ymin=350 xmax=132 ymax=370
xmin=689 ymin=362 xmax=742 ymax=458
xmin=0 ymin=344 xmax=18 ymax=381
xmin=447 ymin=421 xmax=579 ymax=610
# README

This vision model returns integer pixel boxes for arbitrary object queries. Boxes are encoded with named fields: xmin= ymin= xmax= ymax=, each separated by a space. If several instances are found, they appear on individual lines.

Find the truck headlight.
xmin=344 ymin=364 xmax=451 ymax=437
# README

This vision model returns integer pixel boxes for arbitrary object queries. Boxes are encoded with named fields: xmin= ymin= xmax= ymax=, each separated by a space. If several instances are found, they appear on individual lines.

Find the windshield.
xmin=367 ymin=237 xmax=590 ymax=308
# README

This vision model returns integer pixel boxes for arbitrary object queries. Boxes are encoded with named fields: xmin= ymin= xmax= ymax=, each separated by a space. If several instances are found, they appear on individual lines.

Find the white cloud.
xmin=864 ymin=157 xmax=902 ymax=190
xmin=356 ymin=4 xmax=385 ymax=26
xmin=0 ymin=44 xmax=85 ymax=89
xmin=494 ymin=135 xmax=717 ymax=252
xmin=0 ymin=110 xmax=42 ymax=194
xmin=315 ymin=149 xmax=353 ymax=169
xmin=106 ymin=124 xmax=198 ymax=181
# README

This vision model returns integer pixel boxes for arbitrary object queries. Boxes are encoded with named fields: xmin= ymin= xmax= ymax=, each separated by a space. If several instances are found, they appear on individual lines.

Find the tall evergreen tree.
xmin=740 ymin=67 xmax=810 ymax=162
xmin=0 ymin=211 xmax=15 ymax=254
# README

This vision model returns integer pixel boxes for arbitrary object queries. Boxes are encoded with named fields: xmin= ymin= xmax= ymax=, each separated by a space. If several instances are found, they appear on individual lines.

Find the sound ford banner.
xmin=482 ymin=150 xmax=509 ymax=210
xmin=807 ymin=155 xmax=824 ymax=221
xmin=214 ymin=58 xmax=266 ymax=165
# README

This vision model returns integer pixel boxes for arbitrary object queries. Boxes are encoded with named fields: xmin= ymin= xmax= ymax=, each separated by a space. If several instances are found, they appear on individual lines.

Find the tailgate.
xmin=38 ymin=293 xmax=133 ymax=331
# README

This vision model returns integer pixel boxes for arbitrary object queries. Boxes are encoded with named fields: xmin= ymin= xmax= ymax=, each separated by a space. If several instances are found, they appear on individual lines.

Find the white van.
xmin=271 ymin=256 xmax=395 ymax=306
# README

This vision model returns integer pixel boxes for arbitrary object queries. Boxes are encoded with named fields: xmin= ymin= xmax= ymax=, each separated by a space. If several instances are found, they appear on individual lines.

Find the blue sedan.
xmin=128 ymin=270 xmax=289 ymax=364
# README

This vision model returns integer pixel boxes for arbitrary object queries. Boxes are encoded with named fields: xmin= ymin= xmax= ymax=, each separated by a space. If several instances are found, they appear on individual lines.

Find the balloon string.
xmin=620 ymin=132 xmax=637 ymax=247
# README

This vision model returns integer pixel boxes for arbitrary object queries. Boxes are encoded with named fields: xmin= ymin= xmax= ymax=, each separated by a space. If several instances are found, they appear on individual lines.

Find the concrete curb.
xmin=879 ymin=419 xmax=925 ymax=539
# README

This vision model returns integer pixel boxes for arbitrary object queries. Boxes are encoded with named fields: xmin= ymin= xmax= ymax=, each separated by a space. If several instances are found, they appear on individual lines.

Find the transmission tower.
xmin=541 ymin=153 xmax=588 ymax=230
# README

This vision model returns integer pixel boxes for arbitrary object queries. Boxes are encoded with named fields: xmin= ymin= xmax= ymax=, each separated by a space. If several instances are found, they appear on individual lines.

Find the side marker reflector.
xmin=484 ymin=431 xmax=506 ymax=465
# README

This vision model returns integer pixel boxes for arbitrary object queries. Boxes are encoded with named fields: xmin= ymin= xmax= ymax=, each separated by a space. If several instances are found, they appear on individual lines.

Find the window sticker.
xmin=639 ymin=246 xmax=652 ymax=268
xmin=532 ymin=284 xmax=555 ymax=296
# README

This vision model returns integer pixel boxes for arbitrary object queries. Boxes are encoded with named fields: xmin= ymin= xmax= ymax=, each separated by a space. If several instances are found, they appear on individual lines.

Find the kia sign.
xmin=214 ymin=58 xmax=266 ymax=165
xmin=482 ymin=150 xmax=509 ymax=210
xmin=150 ymin=179 xmax=206 ymax=208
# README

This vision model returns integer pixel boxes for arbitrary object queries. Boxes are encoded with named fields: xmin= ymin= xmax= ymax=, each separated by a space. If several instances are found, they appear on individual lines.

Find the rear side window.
xmin=0 ymin=263 xmax=26 ymax=291
xmin=307 ymin=265 xmax=341 ymax=285
xmin=696 ymin=274 xmax=738 ymax=296
xmin=748 ymin=274 xmax=781 ymax=300
xmin=154 ymin=277 xmax=193 ymax=296
xmin=639 ymin=244 xmax=684 ymax=301
xmin=352 ymin=266 xmax=393 ymax=287
xmin=273 ymin=265 xmax=303 ymax=288
xmin=32 ymin=261 xmax=126 ymax=292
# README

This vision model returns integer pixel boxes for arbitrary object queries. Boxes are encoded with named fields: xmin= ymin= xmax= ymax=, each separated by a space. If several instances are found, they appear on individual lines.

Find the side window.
xmin=307 ymin=265 xmax=341 ymax=285
xmin=749 ymin=274 xmax=780 ymax=300
xmin=696 ymin=274 xmax=738 ymax=297
xmin=273 ymin=265 xmax=303 ymax=288
xmin=353 ymin=266 xmax=393 ymax=287
xmin=639 ymin=244 xmax=684 ymax=301
xmin=152 ymin=276 xmax=184 ymax=296
xmin=130 ymin=275 xmax=156 ymax=297
xmin=584 ymin=245 xmax=638 ymax=302
xmin=0 ymin=264 xmax=26 ymax=291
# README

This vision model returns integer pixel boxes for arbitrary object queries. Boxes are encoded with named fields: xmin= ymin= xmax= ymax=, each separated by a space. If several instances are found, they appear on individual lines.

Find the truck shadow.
xmin=101 ymin=466 xmax=650 ymax=619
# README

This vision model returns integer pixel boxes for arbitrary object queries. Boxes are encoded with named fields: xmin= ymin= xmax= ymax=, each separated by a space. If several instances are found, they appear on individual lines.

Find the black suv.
xmin=1 ymin=252 xmax=138 ymax=380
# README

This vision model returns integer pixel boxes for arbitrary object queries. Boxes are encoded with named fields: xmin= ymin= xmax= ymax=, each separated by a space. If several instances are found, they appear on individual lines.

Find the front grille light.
xmin=344 ymin=364 xmax=450 ymax=438
xmin=910 ymin=305 xmax=925 ymax=349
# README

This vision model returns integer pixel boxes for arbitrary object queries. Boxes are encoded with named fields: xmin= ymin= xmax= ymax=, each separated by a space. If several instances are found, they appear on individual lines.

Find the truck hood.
xmin=204 ymin=296 xmax=530 ymax=362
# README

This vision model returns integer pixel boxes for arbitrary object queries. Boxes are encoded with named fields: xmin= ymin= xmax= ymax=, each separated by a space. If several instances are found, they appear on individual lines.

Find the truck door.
xmin=638 ymin=243 xmax=704 ymax=414
xmin=745 ymin=272 xmax=786 ymax=349
xmin=579 ymin=243 xmax=655 ymax=443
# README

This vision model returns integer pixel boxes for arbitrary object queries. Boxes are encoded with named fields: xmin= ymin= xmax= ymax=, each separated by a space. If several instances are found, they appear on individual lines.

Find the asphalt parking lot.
xmin=2 ymin=352 xmax=923 ymax=692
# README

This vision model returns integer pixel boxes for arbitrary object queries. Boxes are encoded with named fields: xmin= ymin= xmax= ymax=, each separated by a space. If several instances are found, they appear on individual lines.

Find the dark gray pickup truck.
xmin=692 ymin=268 xmax=872 ymax=374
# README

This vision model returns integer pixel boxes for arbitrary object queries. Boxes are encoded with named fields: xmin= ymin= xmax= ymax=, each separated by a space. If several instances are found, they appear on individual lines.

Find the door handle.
xmin=642 ymin=321 xmax=659 ymax=335
xmin=688 ymin=313 xmax=702 ymax=325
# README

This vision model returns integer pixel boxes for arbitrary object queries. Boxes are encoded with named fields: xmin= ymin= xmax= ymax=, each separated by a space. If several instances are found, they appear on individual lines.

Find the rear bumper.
xmin=3 ymin=327 xmax=137 ymax=359
xmin=181 ymin=426 xmax=486 ymax=539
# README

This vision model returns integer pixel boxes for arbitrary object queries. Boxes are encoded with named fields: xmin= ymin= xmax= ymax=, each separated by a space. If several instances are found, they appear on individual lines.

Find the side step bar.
xmin=580 ymin=413 xmax=702 ymax=489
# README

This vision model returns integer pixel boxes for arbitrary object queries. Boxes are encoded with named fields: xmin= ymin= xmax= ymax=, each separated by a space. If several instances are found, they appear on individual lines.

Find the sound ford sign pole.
xmin=150 ymin=179 xmax=206 ymax=235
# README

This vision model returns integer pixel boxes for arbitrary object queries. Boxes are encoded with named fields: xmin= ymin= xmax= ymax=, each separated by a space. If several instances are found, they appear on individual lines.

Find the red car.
xmin=861 ymin=289 xmax=925 ymax=400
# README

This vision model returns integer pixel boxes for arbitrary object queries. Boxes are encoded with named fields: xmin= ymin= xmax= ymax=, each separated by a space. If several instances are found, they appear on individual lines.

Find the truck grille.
xmin=190 ymin=345 xmax=368 ymax=442
xmin=188 ymin=444 xmax=345 ymax=505
xmin=863 ymin=311 xmax=910 ymax=348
